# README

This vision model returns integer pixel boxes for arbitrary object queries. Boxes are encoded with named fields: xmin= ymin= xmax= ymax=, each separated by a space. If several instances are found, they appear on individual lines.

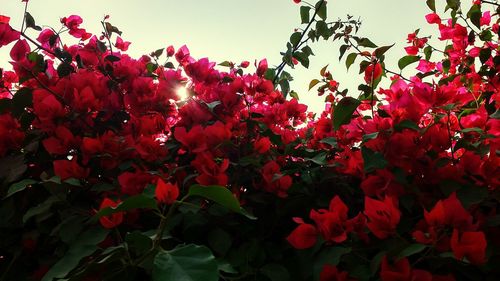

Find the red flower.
xmin=0 ymin=113 xmax=24 ymax=157
xmin=53 ymin=157 xmax=89 ymax=180
xmin=118 ymin=170 xmax=154 ymax=195
xmin=0 ymin=22 xmax=20 ymax=47
xmin=320 ymin=265 xmax=350 ymax=281
xmin=451 ymin=229 xmax=487 ymax=265
xmin=364 ymin=63 xmax=383 ymax=84
xmin=254 ymin=137 xmax=271 ymax=153
xmin=114 ymin=36 xmax=131 ymax=51
xmin=286 ymin=219 xmax=317 ymax=249
xmin=99 ymin=198 xmax=124 ymax=229
xmin=10 ymin=39 xmax=30 ymax=61
xmin=155 ymin=178 xmax=179 ymax=205
xmin=380 ymin=256 xmax=411 ymax=281
xmin=261 ymin=161 xmax=292 ymax=197
xmin=293 ymin=0 xmax=301 ymax=3
xmin=191 ymin=152 xmax=229 ymax=186
xmin=174 ymin=125 xmax=207 ymax=153
xmin=364 ymin=196 xmax=401 ymax=239
xmin=166 ymin=45 xmax=175 ymax=57
xmin=310 ymin=196 xmax=351 ymax=243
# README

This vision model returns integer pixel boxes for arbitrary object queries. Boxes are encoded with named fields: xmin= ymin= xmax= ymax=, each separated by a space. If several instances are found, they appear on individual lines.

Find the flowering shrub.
xmin=0 ymin=0 xmax=499 ymax=280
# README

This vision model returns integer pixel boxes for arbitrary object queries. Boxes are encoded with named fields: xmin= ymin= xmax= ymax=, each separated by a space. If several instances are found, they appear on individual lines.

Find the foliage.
xmin=0 ymin=0 xmax=499 ymax=280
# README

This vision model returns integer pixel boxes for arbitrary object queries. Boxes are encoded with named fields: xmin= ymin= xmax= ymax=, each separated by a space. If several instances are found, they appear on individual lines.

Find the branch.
xmin=273 ymin=0 xmax=326 ymax=84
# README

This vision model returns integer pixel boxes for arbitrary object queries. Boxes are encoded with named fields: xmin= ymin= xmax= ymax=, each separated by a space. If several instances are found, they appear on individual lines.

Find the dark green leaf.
xmin=490 ymin=109 xmax=500 ymax=119
xmin=457 ymin=186 xmax=488 ymax=208
xmin=315 ymin=1 xmax=327 ymax=21
xmin=218 ymin=61 xmax=232 ymax=67
xmin=57 ymin=62 xmax=74 ymax=77
xmin=362 ymin=147 xmax=388 ymax=173
xmin=42 ymin=227 xmax=109 ymax=281
xmin=362 ymin=132 xmax=379 ymax=143
xmin=396 ymin=244 xmax=427 ymax=259
xmin=25 ymin=12 xmax=42 ymax=31
xmin=479 ymin=48 xmax=491 ymax=64
xmin=105 ymin=55 xmax=120 ymax=62
xmin=426 ymin=0 xmax=436 ymax=12
xmin=290 ymin=32 xmax=302 ymax=47
xmin=394 ymin=120 xmax=420 ymax=131
xmin=300 ymin=6 xmax=311 ymax=24
xmin=320 ymin=137 xmax=337 ymax=148
xmin=370 ymin=251 xmax=387 ymax=276
xmin=153 ymin=244 xmax=218 ymax=281
xmin=208 ymin=228 xmax=232 ymax=256
xmin=23 ymin=196 xmax=62 ymax=223
xmin=260 ymin=264 xmax=290 ymax=281
xmin=467 ymin=5 xmax=481 ymax=29
xmin=358 ymin=38 xmax=377 ymax=48
xmin=398 ymin=56 xmax=420 ymax=70
xmin=126 ymin=231 xmax=153 ymax=256
xmin=188 ymin=185 xmax=240 ymax=214
xmin=293 ymin=51 xmax=310 ymax=68
xmin=5 ymin=179 xmax=37 ymax=198
xmin=446 ymin=0 xmax=460 ymax=11
xmin=345 ymin=53 xmax=357 ymax=71
xmin=11 ymin=87 xmax=32 ymax=117
xmin=316 ymin=20 xmax=329 ymax=39
xmin=105 ymin=22 xmax=122 ymax=36
xmin=305 ymin=152 xmax=328 ymax=165
xmin=333 ymin=97 xmax=360 ymax=131
xmin=339 ymin=45 xmax=349 ymax=61
xmin=423 ymin=46 xmax=433 ymax=61
xmin=374 ymin=44 xmax=394 ymax=59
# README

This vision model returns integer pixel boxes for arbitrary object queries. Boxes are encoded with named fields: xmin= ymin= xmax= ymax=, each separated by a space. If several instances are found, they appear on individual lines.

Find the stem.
xmin=152 ymin=194 xmax=189 ymax=249
xmin=20 ymin=1 xmax=28 ymax=33
xmin=273 ymin=0 xmax=326 ymax=84
xmin=481 ymin=0 xmax=500 ymax=6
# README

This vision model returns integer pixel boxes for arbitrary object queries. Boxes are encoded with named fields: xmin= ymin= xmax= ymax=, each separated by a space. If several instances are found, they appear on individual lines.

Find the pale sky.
xmin=1 ymin=0 xmax=433 ymax=112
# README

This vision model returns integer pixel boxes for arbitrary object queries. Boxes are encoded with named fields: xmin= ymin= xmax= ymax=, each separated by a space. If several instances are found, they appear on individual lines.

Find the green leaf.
xmin=398 ymin=56 xmax=420 ymax=70
xmin=25 ymin=12 xmax=42 ymax=31
xmin=105 ymin=55 xmax=120 ymax=62
xmin=260 ymin=264 xmax=290 ymax=281
xmin=339 ymin=45 xmax=349 ymax=61
xmin=12 ymin=88 xmax=33 ymax=117
xmin=293 ymin=51 xmax=310 ymax=68
xmin=370 ymin=251 xmax=387 ymax=276
xmin=467 ymin=5 xmax=481 ymax=29
xmin=358 ymin=38 xmax=377 ymax=48
xmin=126 ymin=231 xmax=153 ymax=256
xmin=290 ymin=32 xmax=302 ymax=47
xmin=208 ymin=228 xmax=232 ymax=256
xmin=320 ymin=137 xmax=337 ymax=148
xmin=426 ymin=0 xmax=436 ymax=12
xmin=446 ymin=0 xmax=460 ymax=10
xmin=305 ymin=152 xmax=328 ymax=165
xmin=315 ymin=20 xmax=329 ymax=39
xmin=374 ymin=44 xmax=395 ymax=59
xmin=300 ymin=6 xmax=311 ymax=24
xmin=362 ymin=147 xmax=388 ymax=173
xmin=153 ymin=244 xmax=218 ymax=281
xmin=362 ymin=132 xmax=379 ymax=143
xmin=333 ymin=97 xmax=360 ymax=131
xmin=23 ymin=195 xmax=61 ymax=223
xmin=315 ymin=1 xmax=327 ymax=21
xmin=457 ymin=185 xmax=488 ymax=208
xmin=345 ymin=53 xmax=357 ymax=71
xmin=95 ymin=194 xmax=158 ymax=218
xmin=57 ymin=62 xmax=74 ymax=77
xmin=188 ymin=185 xmax=240 ymax=214
xmin=309 ymin=79 xmax=321 ymax=90
xmin=394 ymin=120 xmax=420 ymax=131
xmin=5 ymin=179 xmax=37 ymax=198
xmin=396 ymin=244 xmax=427 ymax=259
xmin=42 ymin=227 xmax=109 ymax=281
xmin=490 ymin=109 xmax=500 ymax=119
xmin=313 ymin=247 xmax=351 ymax=281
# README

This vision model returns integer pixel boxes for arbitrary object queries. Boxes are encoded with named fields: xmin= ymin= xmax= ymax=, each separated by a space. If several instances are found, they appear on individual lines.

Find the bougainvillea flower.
xmin=9 ymin=39 xmax=29 ymax=61
xmin=0 ymin=22 xmax=20 ymax=47
xmin=99 ymin=198 xmax=124 ymax=229
xmin=451 ymin=229 xmax=487 ymax=265
xmin=155 ymin=178 xmax=179 ymax=205
xmin=364 ymin=196 xmax=401 ymax=239
xmin=286 ymin=220 xmax=317 ymax=249
xmin=319 ymin=265 xmax=350 ymax=281
xmin=380 ymin=256 xmax=411 ymax=281
xmin=253 ymin=137 xmax=271 ymax=153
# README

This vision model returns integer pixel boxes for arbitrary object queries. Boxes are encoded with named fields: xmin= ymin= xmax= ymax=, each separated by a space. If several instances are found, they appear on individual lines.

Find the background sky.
xmin=0 ymin=0 xmax=434 ymax=112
